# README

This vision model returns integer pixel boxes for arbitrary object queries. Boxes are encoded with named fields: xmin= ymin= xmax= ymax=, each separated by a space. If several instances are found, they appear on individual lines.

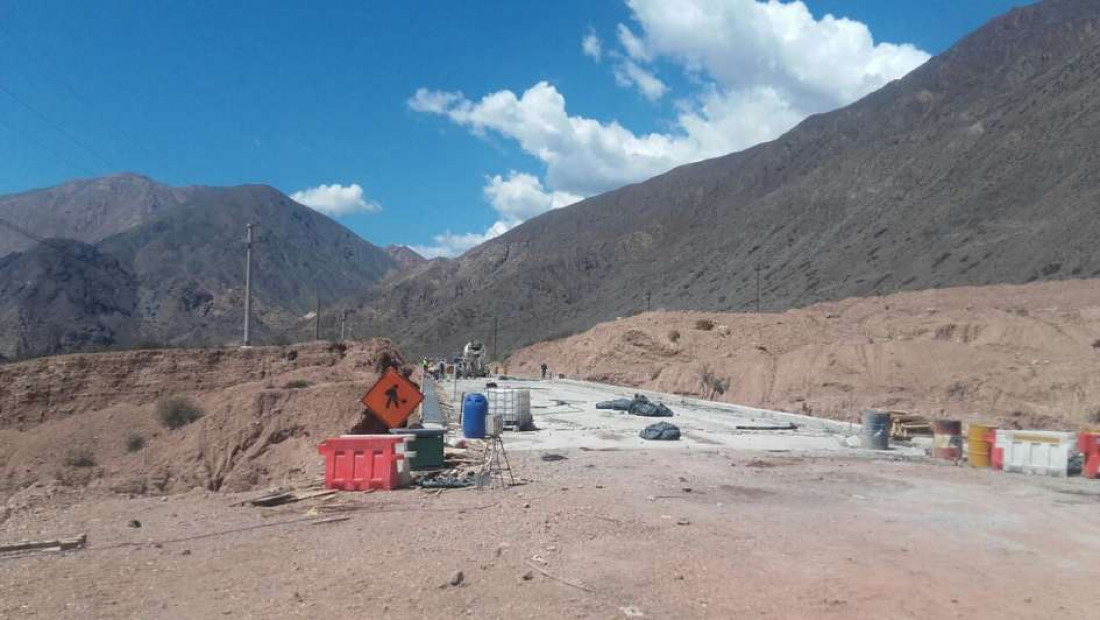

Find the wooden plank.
xmin=246 ymin=489 xmax=338 ymax=507
xmin=0 ymin=534 xmax=86 ymax=554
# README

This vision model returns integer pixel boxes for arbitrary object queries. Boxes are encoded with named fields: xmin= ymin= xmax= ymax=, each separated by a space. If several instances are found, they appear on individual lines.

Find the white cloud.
xmin=582 ymin=29 xmax=602 ymax=61
xmin=410 ymin=221 xmax=512 ymax=259
xmin=408 ymin=88 xmax=462 ymax=114
xmin=408 ymin=0 xmax=930 ymax=256
xmin=411 ymin=172 xmax=583 ymax=258
xmin=617 ymin=24 xmax=651 ymax=61
xmin=624 ymin=0 xmax=930 ymax=110
xmin=290 ymin=183 xmax=381 ymax=216
xmin=613 ymin=59 xmax=668 ymax=100
xmin=484 ymin=171 xmax=583 ymax=221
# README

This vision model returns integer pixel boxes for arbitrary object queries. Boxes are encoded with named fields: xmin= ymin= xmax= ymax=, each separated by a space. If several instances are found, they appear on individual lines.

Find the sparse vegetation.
xmin=946 ymin=381 xmax=968 ymax=399
xmin=125 ymin=433 xmax=146 ymax=453
xmin=283 ymin=379 xmax=312 ymax=389
xmin=1092 ymin=339 xmax=1100 ymax=349
xmin=156 ymin=396 xmax=205 ymax=429
xmin=64 ymin=447 xmax=96 ymax=468
xmin=699 ymin=364 xmax=729 ymax=399
xmin=694 ymin=319 xmax=716 ymax=331
xmin=667 ymin=329 xmax=681 ymax=343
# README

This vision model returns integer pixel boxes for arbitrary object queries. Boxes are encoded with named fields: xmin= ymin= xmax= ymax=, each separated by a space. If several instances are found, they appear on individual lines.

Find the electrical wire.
xmin=0 ymin=110 xmax=97 ymax=176
xmin=0 ymin=81 xmax=115 ymax=172
xmin=0 ymin=23 xmax=196 ymax=184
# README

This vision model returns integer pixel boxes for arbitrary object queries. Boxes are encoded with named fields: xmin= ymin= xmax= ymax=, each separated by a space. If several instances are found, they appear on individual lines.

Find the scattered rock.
xmin=448 ymin=570 xmax=465 ymax=587
xmin=521 ymin=571 xmax=535 ymax=581
xmin=128 ymin=519 xmax=142 ymax=528
xmin=676 ymin=518 xmax=691 ymax=526
xmin=181 ymin=549 xmax=191 ymax=556
xmin=620 ymin=606 xmax=645 ymax=617
xmin=541 ymin=453 xmax=568 ymax=462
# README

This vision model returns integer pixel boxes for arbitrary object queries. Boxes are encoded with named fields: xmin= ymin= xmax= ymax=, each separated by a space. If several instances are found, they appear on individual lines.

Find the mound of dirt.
xmin=509 ymin=280 xmax=1100 ymax=430
xmin=0 ymin=340 xmax=409 ymax=500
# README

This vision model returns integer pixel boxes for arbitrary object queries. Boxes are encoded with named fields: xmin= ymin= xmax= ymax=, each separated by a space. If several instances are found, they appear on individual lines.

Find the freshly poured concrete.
xmin=444 ymin=377 xmax=921 ymax=457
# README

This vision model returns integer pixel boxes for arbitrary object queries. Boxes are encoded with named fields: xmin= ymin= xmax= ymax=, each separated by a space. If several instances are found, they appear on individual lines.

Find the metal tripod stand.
xmin=479 ymin=436 xmax=515 ymax=490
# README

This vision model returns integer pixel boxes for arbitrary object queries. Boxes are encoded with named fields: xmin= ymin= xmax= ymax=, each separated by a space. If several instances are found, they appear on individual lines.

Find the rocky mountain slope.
xmin=0 ymin=173 xmax=193 ymax=257
xmin=0 ymin=177 xmax=397 ymax=359
xmin=383 ymin=245 xmax=428 ymax=271
xmin=509 ymin=279 xmax=1100 ymax=430
xmin=356 ymin=0 xmax=1100 ymax=358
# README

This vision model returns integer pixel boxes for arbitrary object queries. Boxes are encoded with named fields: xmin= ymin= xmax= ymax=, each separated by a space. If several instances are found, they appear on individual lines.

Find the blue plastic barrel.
xmin=462 ymin=393 xmax=488 ymax=439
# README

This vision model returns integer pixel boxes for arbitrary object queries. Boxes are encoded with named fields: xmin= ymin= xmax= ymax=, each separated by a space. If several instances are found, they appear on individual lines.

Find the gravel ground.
xmin=3 ymin=447 xmax=1099 ymax=619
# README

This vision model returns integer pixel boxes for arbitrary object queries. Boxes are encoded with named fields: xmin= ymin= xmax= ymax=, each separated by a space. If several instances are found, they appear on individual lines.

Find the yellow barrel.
xmin=968 ymin=424 xmax=994 ymax=468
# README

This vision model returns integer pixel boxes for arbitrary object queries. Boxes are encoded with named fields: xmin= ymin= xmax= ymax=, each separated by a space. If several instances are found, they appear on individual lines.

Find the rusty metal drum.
xmin=932 ymin=420 xmax=963 ymax=460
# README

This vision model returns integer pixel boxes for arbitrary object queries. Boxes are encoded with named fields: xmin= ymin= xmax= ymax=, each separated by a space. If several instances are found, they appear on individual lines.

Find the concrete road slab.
xmin=443 ymin=377 xmax=922 ymax=457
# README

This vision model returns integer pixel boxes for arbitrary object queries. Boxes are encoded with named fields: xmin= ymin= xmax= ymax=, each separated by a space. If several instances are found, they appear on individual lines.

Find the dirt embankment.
xmin=0 ymin=340 xmax=406 ymax=500
xmin=510 ymin=280 xmax=1100 ymax=430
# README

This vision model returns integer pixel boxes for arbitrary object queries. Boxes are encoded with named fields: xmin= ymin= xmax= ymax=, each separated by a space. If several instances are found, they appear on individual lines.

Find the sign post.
xmin=360 ymin=367 xmax=424 ymax=429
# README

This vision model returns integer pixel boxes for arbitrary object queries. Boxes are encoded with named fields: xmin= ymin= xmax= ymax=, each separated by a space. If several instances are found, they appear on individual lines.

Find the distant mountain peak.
xmin=384 ymin=245 xmax=428 ymax=271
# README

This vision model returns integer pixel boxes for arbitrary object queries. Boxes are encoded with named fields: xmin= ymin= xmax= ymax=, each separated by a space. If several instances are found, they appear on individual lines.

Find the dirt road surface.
xmin=3 ymin=378 xmax=1099 ymax=619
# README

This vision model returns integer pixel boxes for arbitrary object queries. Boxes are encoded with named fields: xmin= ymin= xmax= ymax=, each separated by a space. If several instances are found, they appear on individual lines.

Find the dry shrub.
xmin=667 ymin=329 xmax=681 ymax=343
xmin=64 ymin=448 xmax=96 ymax=468
xmin=699 ymin=364 xmax=729 ymax=399
xmin=156 ymin=396 xmax=204 ymax=429
xmin=125 ymin=433 xmax=146 ymax=453
xmin=283 ymin=379 xmax=312 ymax=389
xmin=694 ymin=319 xmax=716 ymax=331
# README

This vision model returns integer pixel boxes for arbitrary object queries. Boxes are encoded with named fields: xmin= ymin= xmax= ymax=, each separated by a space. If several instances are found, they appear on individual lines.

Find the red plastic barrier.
xmin=987 ymin=431 xmax=1004 ymax=471
xmin=317 ymin=435 xmax=412 ymax=491
xmin=1078 ymin=432 xmax=1100 ymax=480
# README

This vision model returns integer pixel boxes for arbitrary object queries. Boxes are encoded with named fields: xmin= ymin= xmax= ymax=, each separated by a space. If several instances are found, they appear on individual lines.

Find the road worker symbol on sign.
xmin=360 ymin=366 xmax=424 ymax=428
xmin=384 ymin=384 xmax=401 ymax=409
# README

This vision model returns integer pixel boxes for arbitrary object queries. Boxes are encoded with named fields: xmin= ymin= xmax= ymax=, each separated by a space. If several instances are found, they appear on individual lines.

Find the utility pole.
xmin=243 ymin=223 xmax=254 ymax=347
xmin=646 ymin=290 xmax=651 ymax=312
xmin=492 ymin=316 xmax=498 ymax=361
xmin=755 ymin=262 xmax=761 ymax=314
xmin=314 ymin=291 xmax=321 ymax=341
xmin=340 ymin=309 xmax=348 ymax=341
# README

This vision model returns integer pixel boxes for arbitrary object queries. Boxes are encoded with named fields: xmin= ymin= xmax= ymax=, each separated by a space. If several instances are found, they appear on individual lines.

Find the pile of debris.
xmin=596 ymin=394 xmax=674 ymax=418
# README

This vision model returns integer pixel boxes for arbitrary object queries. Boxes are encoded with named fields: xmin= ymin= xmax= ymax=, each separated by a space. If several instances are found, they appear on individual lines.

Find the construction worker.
xmin=540 ymin=363 xmax=548 ymax=379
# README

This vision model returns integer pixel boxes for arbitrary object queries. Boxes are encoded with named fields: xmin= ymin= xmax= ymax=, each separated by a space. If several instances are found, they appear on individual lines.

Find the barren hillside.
xmin=509 ymin=279 xmax=1100 ymax=430
xmin=357 ymin=0 xmax=1100 ymax=358
xmin=0 ymin=340 xmax=407 ymax=500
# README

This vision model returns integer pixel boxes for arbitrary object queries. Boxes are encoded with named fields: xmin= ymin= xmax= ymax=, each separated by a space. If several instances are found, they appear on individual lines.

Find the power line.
xmin=0 ymin=111 xmax=97 ymax=176
xmin=0 ymin=215 xmax=73 ymax=253
xmin=0 ymin=24 xmax=196 ymax=184
xmin=0 ymin=81 xmax=115 ymax=172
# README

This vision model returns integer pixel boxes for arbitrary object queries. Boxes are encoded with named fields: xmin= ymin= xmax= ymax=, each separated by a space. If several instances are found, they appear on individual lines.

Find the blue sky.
xmin=0 ymin=0 xmax=1030 ymax=256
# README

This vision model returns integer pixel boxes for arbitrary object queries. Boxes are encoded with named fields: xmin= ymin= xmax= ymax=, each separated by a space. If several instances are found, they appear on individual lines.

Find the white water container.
xmin=995 ymin=430 xmax=1078 ymax=477
xmin=486 ymin=413 xmax=504 ymax=437
xmin=486 ymin=387 xmax=532 ymax=430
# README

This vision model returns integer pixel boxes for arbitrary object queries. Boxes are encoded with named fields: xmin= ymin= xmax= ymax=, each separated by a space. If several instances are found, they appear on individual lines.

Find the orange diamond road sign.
xmin=360 ymin=367 xmax=424 ymax=429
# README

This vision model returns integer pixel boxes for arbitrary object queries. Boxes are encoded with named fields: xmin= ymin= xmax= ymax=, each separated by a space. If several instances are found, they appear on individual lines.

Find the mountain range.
xmin=0 ymin=174 xmax=399 ymax=359
xmin=350 ymin=0 xmax=1100 ymax=357
xmin=2 ymin=0 xmax=1099 ymax=362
